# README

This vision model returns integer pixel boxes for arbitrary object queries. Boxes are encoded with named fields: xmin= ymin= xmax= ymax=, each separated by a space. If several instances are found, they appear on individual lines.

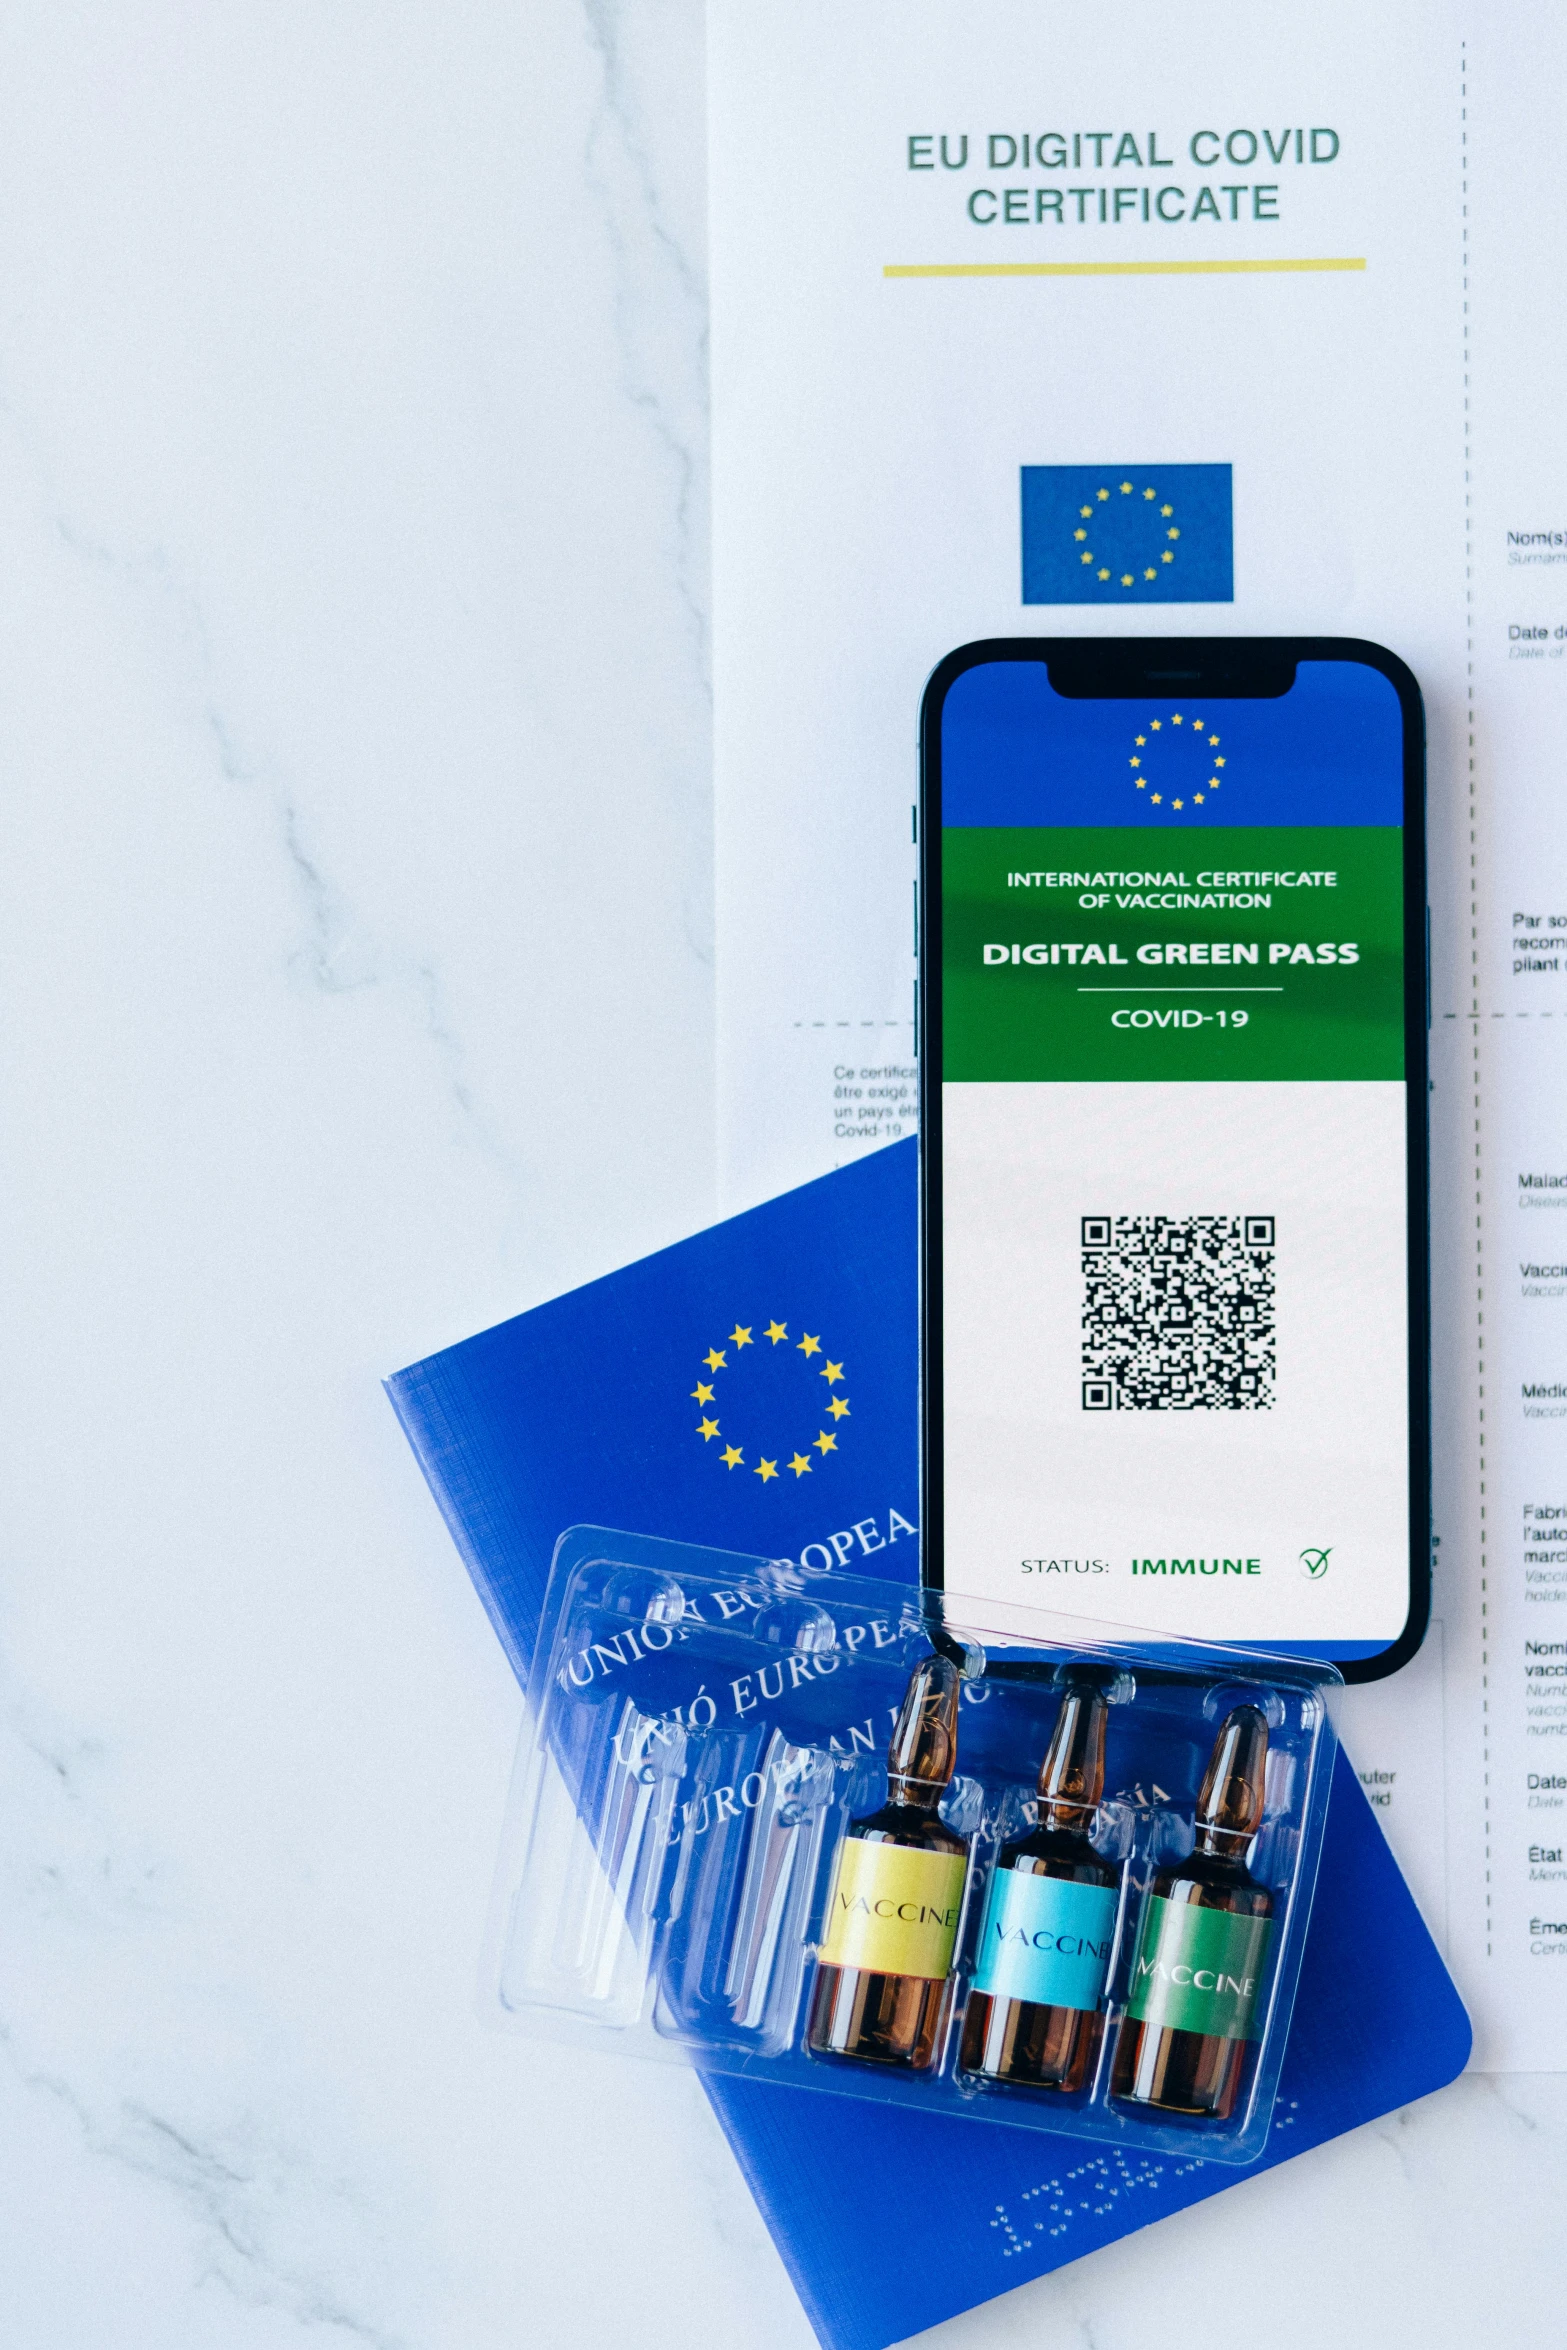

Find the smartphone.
xmin=918 ymin=637 xmax=1428 ymax=1682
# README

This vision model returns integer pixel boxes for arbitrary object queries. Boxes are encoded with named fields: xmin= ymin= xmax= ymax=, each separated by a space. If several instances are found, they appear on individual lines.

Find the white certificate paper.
xmin=709 ymin=0 xmax=1567 ymax=2067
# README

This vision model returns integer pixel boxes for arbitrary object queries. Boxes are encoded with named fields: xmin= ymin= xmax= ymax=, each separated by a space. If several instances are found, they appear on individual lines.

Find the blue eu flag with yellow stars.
xmin=1021 ymin=463 xmax=1233 ymax=604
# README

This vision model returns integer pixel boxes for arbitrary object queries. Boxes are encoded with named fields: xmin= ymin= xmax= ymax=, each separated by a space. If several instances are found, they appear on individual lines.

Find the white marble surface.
xmin=0 ymin=7 xmax=1559 ymax=2346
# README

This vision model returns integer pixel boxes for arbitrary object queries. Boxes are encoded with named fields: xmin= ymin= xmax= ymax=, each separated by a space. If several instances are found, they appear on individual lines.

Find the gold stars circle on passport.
xmin=689 ymin=1318 xmax=850 ymax=1483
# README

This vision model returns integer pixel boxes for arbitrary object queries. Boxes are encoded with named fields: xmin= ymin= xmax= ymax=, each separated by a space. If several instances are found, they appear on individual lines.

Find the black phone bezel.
xmin=916 ymin=635 xmax=1430 ymax=1688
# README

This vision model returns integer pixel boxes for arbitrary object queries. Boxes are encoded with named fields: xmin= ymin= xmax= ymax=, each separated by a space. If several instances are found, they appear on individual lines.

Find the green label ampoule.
xmin=1111 ymin=1702 xmax=1275 ymax=2120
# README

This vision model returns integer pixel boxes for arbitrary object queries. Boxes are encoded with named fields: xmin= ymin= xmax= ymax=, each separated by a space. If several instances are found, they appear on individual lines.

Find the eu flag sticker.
xmin=1021 ymin=464 xmax=1233 ymax=604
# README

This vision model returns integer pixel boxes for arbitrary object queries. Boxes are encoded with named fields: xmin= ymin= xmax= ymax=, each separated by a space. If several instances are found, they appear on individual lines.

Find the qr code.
xmin=1080 ymin=1215 xmax=1276 ymax=1411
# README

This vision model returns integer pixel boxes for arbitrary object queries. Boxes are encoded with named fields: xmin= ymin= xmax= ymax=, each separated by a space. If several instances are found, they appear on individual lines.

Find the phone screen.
xmin=920 ymin=643 xmax=1427 ymax=1671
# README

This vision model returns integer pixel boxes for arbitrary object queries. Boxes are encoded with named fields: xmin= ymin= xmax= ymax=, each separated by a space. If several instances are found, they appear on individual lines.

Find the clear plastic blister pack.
xmin=488 ymin=1528 xmax=1340 ymax=2164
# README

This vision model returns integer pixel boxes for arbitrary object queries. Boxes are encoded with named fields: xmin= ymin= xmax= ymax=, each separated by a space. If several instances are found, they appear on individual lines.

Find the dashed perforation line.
xmin=1462 ymin=46 xmax=1491 ymax=1956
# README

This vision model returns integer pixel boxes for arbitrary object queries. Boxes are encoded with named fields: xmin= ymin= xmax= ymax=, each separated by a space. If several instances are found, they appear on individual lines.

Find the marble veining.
xmin=0 ymin=6 xmax=1558 ymax=2348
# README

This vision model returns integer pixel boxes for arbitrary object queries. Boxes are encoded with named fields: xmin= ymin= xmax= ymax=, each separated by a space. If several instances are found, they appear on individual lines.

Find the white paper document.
xmin=709 ymin=0 xmax=1567 ymax=2067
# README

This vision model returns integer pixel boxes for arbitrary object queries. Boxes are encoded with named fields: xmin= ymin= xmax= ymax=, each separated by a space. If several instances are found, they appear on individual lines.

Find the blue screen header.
xmin=939 ymin=658 xmax=1404 ymax=830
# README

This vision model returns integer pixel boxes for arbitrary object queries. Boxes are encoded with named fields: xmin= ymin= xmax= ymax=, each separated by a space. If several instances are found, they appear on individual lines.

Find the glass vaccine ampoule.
xmin=1111 ymin=1702 xmax=1275 ymax=2120
xmin=806 ymin=1651 xmax=968 ymax=2070
xmin=958 ymin=1681 xmax=1118 ymax=2091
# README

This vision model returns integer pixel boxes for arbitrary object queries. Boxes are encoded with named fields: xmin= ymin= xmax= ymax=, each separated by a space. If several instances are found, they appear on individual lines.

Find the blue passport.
xmin=388 ymin=1140 xmax=1470 ymax=2350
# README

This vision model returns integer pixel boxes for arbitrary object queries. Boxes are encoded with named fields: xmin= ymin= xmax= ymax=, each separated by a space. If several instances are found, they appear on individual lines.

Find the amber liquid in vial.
xmin=806 ymin=1652 xmax=968 ymax=2071
xmin=959 ymin=1682 xmax=1118 ymax=2092
xmin=1111 ymin=1703 xmax=1275 ymax=2121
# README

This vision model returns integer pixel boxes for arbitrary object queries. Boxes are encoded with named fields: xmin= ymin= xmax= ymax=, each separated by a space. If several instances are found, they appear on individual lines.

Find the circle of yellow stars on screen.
xmin=690 ymin=1319 xmax=850 ymax=1483
xmin=1127 ymin=710 xmax=1227 ymax=816
xmin=1071 ymin=479 xmax=1180 ymax=589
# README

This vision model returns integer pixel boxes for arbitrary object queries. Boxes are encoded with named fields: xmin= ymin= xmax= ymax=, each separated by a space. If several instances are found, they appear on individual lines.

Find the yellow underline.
xmin=883 ymin=256 xmax=1366 ymax=280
